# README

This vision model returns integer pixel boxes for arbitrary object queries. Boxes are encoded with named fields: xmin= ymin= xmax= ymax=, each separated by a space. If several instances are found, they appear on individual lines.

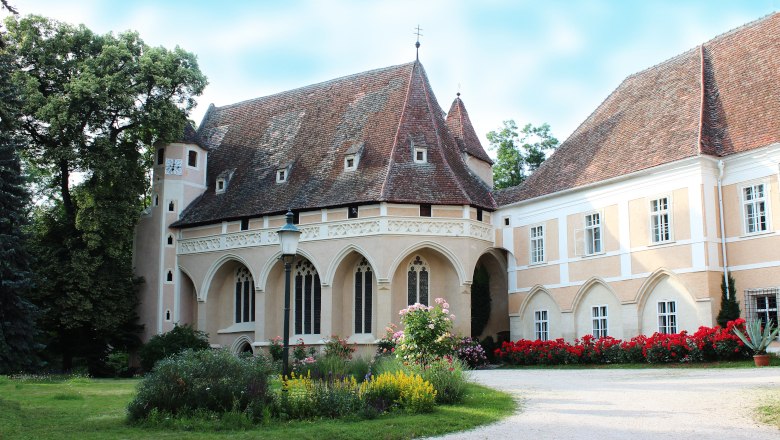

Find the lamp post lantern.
xmin=278 ymin=210 xmax=301 ymax=379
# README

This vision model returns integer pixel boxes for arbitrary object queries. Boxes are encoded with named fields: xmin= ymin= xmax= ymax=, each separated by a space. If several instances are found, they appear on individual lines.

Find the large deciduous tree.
xmin=4 ymin=15 xmax=207 ymax=372
xmin=488 ymin=120 xmax=559 ymax=189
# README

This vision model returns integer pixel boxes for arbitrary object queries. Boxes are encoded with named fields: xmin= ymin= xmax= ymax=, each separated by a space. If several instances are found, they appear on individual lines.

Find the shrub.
xmin=455 ymin=337 xmax=489 ymax=369
xmin=376 ymin=323 xmax=402 ymax=357
xmin=347 ymin=356 xmax=372 ymax=382
xmin=322 ymin=335 xmax=355 ymax=360
xmin=643 ymin=332 xmax=690 ymax=363
xmin=138 ymin=324 xmax=209 ymax=372
xmin=371 ymin=354 xmax=404 ymax=376
xmin=359 ymin=370 xmax=436 ymax=414
xmin=409 ymin=356 xmax=467 ymax=404
xmin=104 ymin=350 xmax=132 ymax=377
xmin=396 ymin=298 xmax=456 ymax=365
xmin=268 ymin=336 xmax=283 ymax=362
xmin=127 ymin=349 xmax=274 ymax=422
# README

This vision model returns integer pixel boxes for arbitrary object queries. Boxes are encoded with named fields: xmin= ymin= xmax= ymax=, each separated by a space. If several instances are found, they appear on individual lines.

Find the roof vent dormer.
xmin=276 ymin=162 xmax=292 ymax=183
xmin=215 ymin=169 xmax=235 ymax=194
xmin=409 ymin=134 xmax=428 ymax=164
xmin=344 ymin=141 xmax=365 ymax=171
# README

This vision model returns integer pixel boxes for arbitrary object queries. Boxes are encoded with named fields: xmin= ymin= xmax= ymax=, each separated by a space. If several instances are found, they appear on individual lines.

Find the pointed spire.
xmin=414 ymin=25 xmax=423 ymax=61
xmin=445 ymin=95 xmax=493 ymax=164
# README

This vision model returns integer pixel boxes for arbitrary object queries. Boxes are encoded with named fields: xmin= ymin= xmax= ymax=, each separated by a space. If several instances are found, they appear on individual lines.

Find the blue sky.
xmin=5 ymin=1 xmax=777 ymax=151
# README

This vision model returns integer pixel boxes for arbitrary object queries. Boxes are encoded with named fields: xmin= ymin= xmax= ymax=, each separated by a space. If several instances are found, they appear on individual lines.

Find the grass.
xmin=498 ymin=356 xmax=780 ymax=369
xmin=756 ymin=389 xmax=780 ymax=429
xmin=0 ymin=377 xmax=515 ymax=440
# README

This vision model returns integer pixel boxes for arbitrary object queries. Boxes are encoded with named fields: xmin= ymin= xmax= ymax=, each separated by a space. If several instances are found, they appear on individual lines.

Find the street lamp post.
xmin=278 ymin=210 xmax=301 ymax=379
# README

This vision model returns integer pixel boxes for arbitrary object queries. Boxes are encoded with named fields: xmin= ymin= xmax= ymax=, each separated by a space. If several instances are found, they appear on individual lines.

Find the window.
xmin=157 ymin=148 xmax=164 ymax=165
xmin=743 ymin=183 xmax=768 ymax=234
xmin=584 ymin=213 xmax=602 ymax=255
xmin=216 ymin=178 xmax=226 ymax=193
xmin=292 ymin=211 xmax=300 ymax=225
xmin=168 ymin=201 xmax=175 ymax=212
xmin=276 ymin=169 xmax=287 ymax=183
xmin=166 ymin=235 xmax=174 ymax=246
xmin=234 ymin=267 xmax=255 ymax=323
xmin=592 ymin=305 xmax=608 ymax=338
xmin=187 ymin=150 xmax=198 ymax=168
xmin=530 ymin=225 xmax=545 ymax=264
xmin=345 ymin=154 xmax=356 ymax=171
xmin=657 ymin=300 xmax=677 ymax=334
xmin=153 ymin=194 xmax=159 ymax=207
xmin=166 ymin=270 xmax=173 ymax=283
xmin=294 ymin=260 xmax=321 ymax=335
xmin=476 ymin=208 xmax=483 ymax=222
xmin=407 ymin=255 xmax=429 ymax=305
xmin=414 ymin=147 xmax=427 ymax=163
xmin=240 ymin=219 xmax=249 ymax=231
xmin=348 ymin=205 xmax=359 ymax=219
xmin=746 ymin=288 xmax=779 ymax=330
xmin=504 ymin=217 xmax=510 ymax=227
xmin=534 ymin=310 xmax=549 ymax=341
xmin=354 ymin=258 xmax=373 ymax=334
xmin=165 ymin=309 xmax=171 ymax=321
xmin=651 ymin=197 xmax=671 ymax=243
xmin=420 ymin=204 xmax=432 ymax=217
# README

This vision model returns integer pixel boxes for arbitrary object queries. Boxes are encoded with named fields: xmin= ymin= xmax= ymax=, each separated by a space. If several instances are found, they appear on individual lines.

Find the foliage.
xmin=716 ymin=273 xmax=741 ymax=328
xmin=496 ymin=320 xmax=751 ymax=365
xmin=4 ymin=14 xmax=207 ymax=372
xmin=291 ymin=338 xmax=316 ymax=374
xmin=733 ymin=319 xmax=780 ymax=355
xmin=408 ymin=356 xmax=467 ymax=404
xmin=104 ymin=350 xmax=132 ymax=377
xmin=138 ymin=324 xmax=209 ymax=372
xmin=456 ymin=336 xmax=489 ymax=369
xmin=322 ymin=335 xmax=356 ymax=360
xmin=0 ymin=48 xmax=41 ymax=374
xmin=268 ymin=336 xmax=283 ymax=361
xmin=396 ymin=298 xmax=456 ymax=365
xmin=488 ymin=120 xmax=559 ymax=189
xmin=127 ymin=349 xmax=275 ymax=422
xmin=359 ymin=370 xmax=436 ymax=414
xmin=470 ymin=264 xmax=491 ymax=338
xmin=375 ymin=323 xmax=401 ymax=357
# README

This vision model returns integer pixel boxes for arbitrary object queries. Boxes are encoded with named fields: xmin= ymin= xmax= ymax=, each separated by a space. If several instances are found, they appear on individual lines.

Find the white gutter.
xmin=717 ymin=160 xmax=730 ymax=298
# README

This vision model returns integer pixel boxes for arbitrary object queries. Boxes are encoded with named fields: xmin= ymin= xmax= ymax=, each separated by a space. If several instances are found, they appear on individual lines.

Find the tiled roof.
xmin=496 ymin=13 xmax=780 ymax=206
xmin=446 ymin=96 xmax=493 ymax=164
xmin=173 ymin=61 xmax=495 ymax=227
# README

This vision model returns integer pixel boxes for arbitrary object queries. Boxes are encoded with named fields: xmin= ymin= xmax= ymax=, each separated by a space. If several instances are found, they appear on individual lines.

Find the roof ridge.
xmin=379 ymin=62 xmax=417 ymax=200
xmin=696 ymin=45 xmax=705 ymax=156
xmin=212 ymin=61 xmax=416 ymax=111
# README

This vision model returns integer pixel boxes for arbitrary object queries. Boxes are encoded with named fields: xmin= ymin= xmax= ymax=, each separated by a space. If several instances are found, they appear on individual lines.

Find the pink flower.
xmin=442 ymin=309 xmax=449 ymax=314
xmin=450 ymin=314 xmax=456 ymax=320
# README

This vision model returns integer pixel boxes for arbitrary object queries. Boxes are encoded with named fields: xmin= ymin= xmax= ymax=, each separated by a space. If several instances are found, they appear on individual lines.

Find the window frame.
xmin=413 ymin=147 xmax=428 ymax=164
xmin=293 ymin=259 xmax=321 ymax=335
xmin=353 ymin=258 xmax=373 ymax=334
xmin=348 ymin=205 xmax=359 ymax=219
xmin=344 ymin=154 xmax=357 ymax=171
xmin=534 ymin=309 xmax=549 ymax=341
xmin=420 ymin=204 xmax=432 ymax=217
xmin=584 ymin=212 xmax=603 ymax=256
xmin=234 ymin=267 xmax=255 ymax=324
xmin=407 ymin=255 xmax=430 ymax=306
xmin=591 ymin=304 xmax=608 ymax=338
xmin=276 ymin=168 xmax=288 ymax=183
xmin=741 ymin=181 xmax=771 ymax=235
xmin=529 ymin=224 xmax=546 ymax=265
xmin=649 ymin=195 xmax=673 ymax=244
xmin=187 ymin=149 xmax=198 ymax=169
xmin=216 ymin=178 xmax=226 ymax=193
xmin=657 ymin=300 xmax=677 ymax=334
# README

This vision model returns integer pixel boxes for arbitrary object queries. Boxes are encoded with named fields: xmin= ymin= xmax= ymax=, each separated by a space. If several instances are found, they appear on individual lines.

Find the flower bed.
xmin=496 ymin=319 xmax=750 ymax=365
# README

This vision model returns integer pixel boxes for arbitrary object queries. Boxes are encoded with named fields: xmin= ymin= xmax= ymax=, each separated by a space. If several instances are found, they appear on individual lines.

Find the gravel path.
xmin=436 ymin=367 xmax=780 ymax=440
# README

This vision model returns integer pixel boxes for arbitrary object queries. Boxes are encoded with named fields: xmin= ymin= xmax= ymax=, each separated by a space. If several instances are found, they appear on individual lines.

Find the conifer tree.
xmin=716 ymin=273 xmax=741 ymax=328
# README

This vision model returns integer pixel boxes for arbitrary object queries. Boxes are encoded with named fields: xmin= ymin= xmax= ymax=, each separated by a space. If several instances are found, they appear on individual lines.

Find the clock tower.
xmin=134 ymin=131 xmax=208 ymax=340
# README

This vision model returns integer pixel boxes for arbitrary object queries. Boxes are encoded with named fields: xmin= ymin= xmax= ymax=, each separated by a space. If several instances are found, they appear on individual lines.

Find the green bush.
xmin=322 ymin=335 xmax=355 ymax=359
xmin=127 ymin=349 xmax=274 ymax=422
xmin=408 ymin=356 xmax=467 ymax=404
xmin=139 ymin=324 xmax=209 ymax=372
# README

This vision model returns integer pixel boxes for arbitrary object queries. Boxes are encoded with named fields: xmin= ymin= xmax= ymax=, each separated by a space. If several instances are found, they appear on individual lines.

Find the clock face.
xmin=164 ymin=158 xmax=183 ymax=175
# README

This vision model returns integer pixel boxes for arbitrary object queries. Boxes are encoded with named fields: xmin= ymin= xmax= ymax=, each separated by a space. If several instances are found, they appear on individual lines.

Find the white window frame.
xmin=584 ymin=212 xmax=603 ymax=256
xmin=414 ymin=147 xmax=428 ymax=164
xmin=186 ymin=148 xmax=199 ymax=169
xmin=529 ymin=225 xmax=545 ymax=264
xmin=344 ymin=154 xmax=357 ymax=171
xmin=276 ymin=168 xmax=288 ymax=183
xmin=657 ymin=300 xmax=677 ymax=334
xmin=216 ymin=178 xmax=226 ymax=194
xmin=650 ymin=195 xmax=673 ymax=244
xmin=591 ymin=305 xmax=608 ymax=338
xmin=741 ymin=181 xmax=770 ymax=235
xmin=534 ymin=309 xmax=549 ymax=341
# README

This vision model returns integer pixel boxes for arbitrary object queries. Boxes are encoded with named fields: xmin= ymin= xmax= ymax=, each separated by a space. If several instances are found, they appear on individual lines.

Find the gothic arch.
xmin=519 ymin=285 xmax=561 ymax=317
xmin=200 ymin=253 xmax=255 ymax=302
xmin=387 ymin=240 xmax=466 ymax=285
xmin=256 ymin=247 xmax=324 ymax=292
xmin=230 ymin=335 xmax=254 ymax=355
xmin=569 ymin=276 xmax=619 ymax=313
xmin=177 ymin=264 xmax=200 ymax=300
xmin=324 ymin=243 xmax=379 ymax=286
xmin=633 ymin=268 xmax=695 ymax=310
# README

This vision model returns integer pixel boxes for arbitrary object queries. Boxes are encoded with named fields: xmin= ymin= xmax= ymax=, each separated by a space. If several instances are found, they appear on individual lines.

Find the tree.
xmin=487 ymin=120 xmax=559 ymax=189
xmin=5 ymin=15 xmax=207 ymax=372
xmin=0 ymin=43 xmax=41 ymax=373
xmin=716 ymin=273 xmax=740 ymax=328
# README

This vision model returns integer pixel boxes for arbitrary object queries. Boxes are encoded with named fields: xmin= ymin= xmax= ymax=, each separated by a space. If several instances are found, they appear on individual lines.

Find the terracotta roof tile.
xmin=445 ymin=96 xmax=493 ymax=164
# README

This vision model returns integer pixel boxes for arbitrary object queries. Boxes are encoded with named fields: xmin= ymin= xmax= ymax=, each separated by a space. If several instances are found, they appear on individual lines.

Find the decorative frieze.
xmin=178 ymin=217 xmax=493 ymax=255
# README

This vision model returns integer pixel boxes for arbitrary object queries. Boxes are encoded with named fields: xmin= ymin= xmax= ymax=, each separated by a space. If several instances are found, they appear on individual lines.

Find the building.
xmin=134 ymin=13 xmax=780 ymax=352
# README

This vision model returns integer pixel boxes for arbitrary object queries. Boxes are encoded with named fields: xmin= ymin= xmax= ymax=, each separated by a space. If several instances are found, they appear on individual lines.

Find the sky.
xmin=3 ymin=0 xmax=777 ymax=154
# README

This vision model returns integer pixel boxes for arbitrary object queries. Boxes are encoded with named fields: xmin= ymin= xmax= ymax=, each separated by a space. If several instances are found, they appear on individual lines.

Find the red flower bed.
xmin=495 ymin=320 xmax=750 ymax=365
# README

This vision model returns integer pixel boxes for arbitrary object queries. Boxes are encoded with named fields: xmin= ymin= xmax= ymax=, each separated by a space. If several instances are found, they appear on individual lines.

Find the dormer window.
xmin=276 ymin=168 xmax=288 ymax=183
xmin=215 ymin=169 xmax=235 ymax=194
xmin=344 ymin=142 xmax=364 ymax=172
xmin=216 ymin=178 xmax=226 ymax=193
xmin=345 ymin=155 xmax=356 ymax=171
xmin=414 ymin=147 xmax=427 ymax=163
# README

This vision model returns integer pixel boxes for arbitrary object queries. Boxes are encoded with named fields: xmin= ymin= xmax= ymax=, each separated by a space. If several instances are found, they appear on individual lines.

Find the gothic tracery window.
xmin=407 ymin=255 xmax=429 ymax=306
xmin=354 ymin=258 xmax=373 ymax=334
xmin=295 ymin=260 xmax=321 ymax=335
xmin=235 ymin=267 xmax=255 ymax=323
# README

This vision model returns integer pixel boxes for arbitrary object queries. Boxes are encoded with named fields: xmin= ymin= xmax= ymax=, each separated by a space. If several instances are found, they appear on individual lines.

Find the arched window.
xmin=407 ymin=255 xmax=429 ymax=306
xmin=354 ymin=258 xmax=373 ymax=334
xmin=235 ymin=267 xmax=255 ymax=323
xmin=294 ymin=260 xmax=321 ymax=335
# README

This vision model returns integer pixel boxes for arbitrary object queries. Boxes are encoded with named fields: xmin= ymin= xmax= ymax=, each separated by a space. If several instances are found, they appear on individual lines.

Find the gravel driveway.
xmin=436 ymin=367 xmax=780 ymax=440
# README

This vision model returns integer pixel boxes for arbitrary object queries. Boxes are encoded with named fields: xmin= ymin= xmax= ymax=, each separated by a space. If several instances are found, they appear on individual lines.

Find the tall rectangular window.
xmin=188 ymin=150 xmax=198 ymax=167
xmin=585 ymin=213 xmax=602 ymax=255
xmin=420 ymin=204 xmax=432 ymax=217
xmin=534 ymin=310 xmax=549 ymax=341
xmin=592 ymin=305 xmax=608 ymax=338
xmin=743 ymin=184 xmax=768 ymax=234
xmin=530 ymin=225 xmax=545 ymax=264
xmin=657 ymin=300 xmax=677 ymax=334
xmin=651 ymin=197 xmax=671 ymax=243
xmin=157 ymin=148 xmax=165 ymax=165
xmin=746 ymin=288 xmax=779 ymax=330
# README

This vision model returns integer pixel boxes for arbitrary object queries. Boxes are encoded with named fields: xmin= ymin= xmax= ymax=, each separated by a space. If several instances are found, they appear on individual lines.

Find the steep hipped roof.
xmin=496 ymin=13 xmax=780 ymax=206
xmin=445 ymin=96 xmax=493 ymax=164
xmin=174 ymin=61 xmax=494 ymax=227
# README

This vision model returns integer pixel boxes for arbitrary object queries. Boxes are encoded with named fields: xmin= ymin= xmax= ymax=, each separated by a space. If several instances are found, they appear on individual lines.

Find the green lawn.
xmin=0 ymin=376 xmax=516 ymax=440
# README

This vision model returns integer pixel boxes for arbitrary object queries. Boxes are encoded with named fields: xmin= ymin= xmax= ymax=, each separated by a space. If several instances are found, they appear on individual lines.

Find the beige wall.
xmin=574 ymin=283 xmax=624 ymax=339
xmin=520 ymin=290 xmax=563 ymax=340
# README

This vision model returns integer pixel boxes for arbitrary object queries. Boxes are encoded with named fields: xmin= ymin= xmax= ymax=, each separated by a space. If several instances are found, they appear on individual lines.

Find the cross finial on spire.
xmin=414 ymin=25 xmax=423 ymax=60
